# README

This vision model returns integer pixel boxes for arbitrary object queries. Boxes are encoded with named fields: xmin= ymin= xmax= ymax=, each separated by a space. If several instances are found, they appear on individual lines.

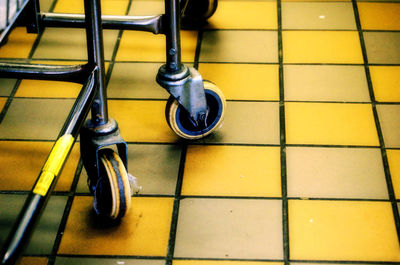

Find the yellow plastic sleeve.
xmin=33 ymin=134 xmax=74 ymax=196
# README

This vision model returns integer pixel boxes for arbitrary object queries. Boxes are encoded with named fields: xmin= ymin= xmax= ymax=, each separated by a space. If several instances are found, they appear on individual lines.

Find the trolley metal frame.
xmin=0 ymin=0 xmax=209 ymax=263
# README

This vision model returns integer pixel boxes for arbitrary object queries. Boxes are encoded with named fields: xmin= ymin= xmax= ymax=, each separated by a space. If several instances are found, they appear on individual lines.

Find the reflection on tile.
xmin=284 ymin=65 xmax=369 ymax=102
xmin=53 ymin=0 xmax=129 ymax=15
xmin=282 ymin=2 xmax=356 ymax=30
xmin=174 ymin=261 xmax=283 ymax=265
xmin=128 ymin=0 xmax=164 ymax=15
xmin=200 ymin=30 xmax=278 ymax=63
xmin=55 ymin=257 xmax=165 ymax=265
xmin=174 ymin=198 xmax=283 ymax=259
xmin=387 ymin=149 xmax=400 ymax=199
xmin=77 ymin=144 xmax=181 ymax=195
xmin=0 ymin=141 xmax=79 ymax=191
xmin=33 ymin=28 xmax=118 ymax=60
xmin=0 ymin=194 xmax=67 ymax=255
xmin=109 ymin=100 xmax=178 ymax=143
xmin=377 ymin=105 xmax=400 ymax=148
xmin=283 ymin=31 xmax=363 ymax=64
xmin=207 ymin=1 xmax=277 ymax=29
xmin=18 ymin=256 xmax=48 ymax=265
xmin=0 ymin=98 xmax=74 ymax=140
xmin=182 ymin=145 xmax=281 ymax=197
xmin=0 ymin=27 xmax=37 ymax=59
xmin=289 ymin=200 xmax=400 ymax=261
xmin=116 ymin=30 xmax=197 ymax=62
xmin=358 ymin=3 xmax=400 ymax=30
xmin=287 ymin=147 xmax=387 ymax=199
xmin=370 ymin=66 xmax=400 ymax=102
xmin=201 ymin=101 xmax=280 ymax=144
xmin=107 ymin=62 xmax=169 ymax=99
xmin=0 ymin=78 xmax=17 ymax=96
xmin=198 ymin=63 xmax=279 ymax=101
xmin=285 ymin=102 xmax=379 ymax=146
xmin=364 ymin=32 xmax=400 ymax=64
xmin=58 ymin=196 xmax=173 ymax=256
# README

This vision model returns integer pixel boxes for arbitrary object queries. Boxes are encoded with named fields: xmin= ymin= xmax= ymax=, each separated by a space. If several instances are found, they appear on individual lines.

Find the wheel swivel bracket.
xmin=156 ymin=64 xmax=209 ymax=127
xmin=80 ymin=118 xmax=128 ymax=193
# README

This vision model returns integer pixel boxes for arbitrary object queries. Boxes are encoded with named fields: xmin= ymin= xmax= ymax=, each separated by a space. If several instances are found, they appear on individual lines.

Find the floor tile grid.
xmin=351 ymin=0 xmax=400 ymax=242
xmin=277 ymin=1 xmax=289 ymax=264
xmin=1 ymin=0 xmax=400 ymax=264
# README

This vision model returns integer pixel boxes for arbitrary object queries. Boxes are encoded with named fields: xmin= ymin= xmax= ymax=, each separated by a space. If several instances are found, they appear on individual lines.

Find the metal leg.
xmin=156 ymin=0 xmax=208 ymax=127
xmin=84 ymin=0 xmax=108 ymax=125
xmin=80 ymin=0 xmax=129 ymax=198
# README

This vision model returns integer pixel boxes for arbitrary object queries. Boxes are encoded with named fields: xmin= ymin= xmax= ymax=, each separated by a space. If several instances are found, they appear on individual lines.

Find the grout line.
xmin=47 ymin=159 xmax=84 ymax=265
xmin=104 ymin=0 xmax=134 ymax=88
xmin=352 ymin=0 xmax=400 ymax=244
xmin=165 ymin=18 xmax=206 ymax=265
xmin=277 ymin=0 xmax=290 ymax=264
xmin=165 ymin=144 xmax=187 ymax=265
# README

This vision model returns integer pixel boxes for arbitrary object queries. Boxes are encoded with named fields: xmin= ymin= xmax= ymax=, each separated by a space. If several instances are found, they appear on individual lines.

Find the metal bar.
xmin=84 ymin=0 xmax=108 ymax=125
xmin=0 ymin=62 xmax=90 ymax=83
xmin=164 ymin=0 xmax=182 ymax=72
xmin=40 ymin=13 xmax=164 ymax=34
xmin=0 ymin=71 xmax=96 ymax=265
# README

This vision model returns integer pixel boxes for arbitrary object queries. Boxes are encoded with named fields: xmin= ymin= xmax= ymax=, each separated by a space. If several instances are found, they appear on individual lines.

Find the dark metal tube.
xmin=40 ymin=13 xmax=164 ymax=34
xmin=164 ymin=0 xmax=182 ymax=72
xmin=0 ymin=72 xmax=96 ymax=265
xmin=0 ymin=62 xmax=90 ymax=83
xmin=84 ymin=0 xmax=108 ymax=125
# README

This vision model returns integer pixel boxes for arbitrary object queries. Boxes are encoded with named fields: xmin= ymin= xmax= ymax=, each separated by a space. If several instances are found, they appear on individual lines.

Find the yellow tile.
xmin=54 ymin=0 xmax=129 ymax=15
xmin=0 ymin=141 xmax=79 ymax=191
xmin=198 ymin=63 xmax=279 ymax=101
xmin=0 ymin=28 xmax=37 ymax=59
xmin=283 ymin=31 xmax=363 ymax=64
xmin=116 ymin=30 xmax=197 ymax=62
xmin=182 ymin=145 xmax=281 ymax=197
xmin=16 ymin=81 xmax=82 ymax=98
xmin=387 ymin=149 xmax=400 ymax=199
xmin=58 ymin=196 xmax=173 ymax=256
xmin=17 ymin=257 xmax=48 ymax=265
xmin=0 ymin=97 xmax=6 ymax=111
xmin=173 ymin=261 xmax=283 ymax=265
xmin=285 ymin=102 xmax=379 ymax=146
xmin=370 ymin=66 xmax=400 ymax=102
xmin=109 ymin=100 xmax=178 ymax=142
xmin=207 ymin=1 xmax=277 ymax=29
xmin=289 ymin=200 xmax=400 ymax=261
xmin=358 ymin=3 xmax=400 ymax=30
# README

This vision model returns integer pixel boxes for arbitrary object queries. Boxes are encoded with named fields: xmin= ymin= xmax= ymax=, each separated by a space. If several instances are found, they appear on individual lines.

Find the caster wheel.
xmin=180 ymin=0 xmax=218 ymax=27
xmin=93 ymin=149 xmax=132 ymax=220
xmin=165 ymin=81 xmax=226 ymax=140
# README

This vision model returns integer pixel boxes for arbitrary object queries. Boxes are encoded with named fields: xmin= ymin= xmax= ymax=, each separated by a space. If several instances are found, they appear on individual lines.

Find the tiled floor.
xmin=0 ymin=0 xmax=400 ymax=264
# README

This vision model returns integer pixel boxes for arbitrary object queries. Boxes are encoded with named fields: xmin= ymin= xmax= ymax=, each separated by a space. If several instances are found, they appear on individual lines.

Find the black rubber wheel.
xmin=165 ymin=81 xmax=226 ymax=140
xmin=180 ymin=0 xmax=218 ymax=27
xmin=93 ymin=149 xmax=132 ymax=220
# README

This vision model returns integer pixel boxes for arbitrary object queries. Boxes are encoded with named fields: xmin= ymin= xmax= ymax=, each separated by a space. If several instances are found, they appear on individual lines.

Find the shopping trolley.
xmin=0 ymin=0 xmax=225 ymax=264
